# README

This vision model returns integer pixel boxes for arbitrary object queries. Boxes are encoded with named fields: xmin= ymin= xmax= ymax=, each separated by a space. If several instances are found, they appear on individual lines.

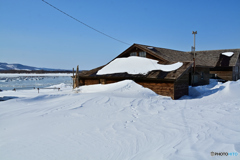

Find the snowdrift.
xmin=75 ymin=80 xmax=159 ymax=99
xmin=0 ymin=79 xmax=240 ymax=160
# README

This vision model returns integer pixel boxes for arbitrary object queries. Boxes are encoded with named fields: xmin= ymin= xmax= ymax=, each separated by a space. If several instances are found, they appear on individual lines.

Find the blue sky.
xmin=0 ymin=0 xmax=239 ymax=70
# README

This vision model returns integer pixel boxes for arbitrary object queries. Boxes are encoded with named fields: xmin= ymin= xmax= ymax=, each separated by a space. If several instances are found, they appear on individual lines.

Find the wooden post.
xmin=77 ymin=65 xmax=79 ymax=87
xmin=75 ymin=65 xmax=79 ymax=88
xmin=72 ymin=68 xmax=75 ymax=88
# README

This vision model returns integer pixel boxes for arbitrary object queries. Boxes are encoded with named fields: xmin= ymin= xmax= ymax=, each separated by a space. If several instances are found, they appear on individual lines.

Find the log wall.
xmin=137 ymin=82 xmax=174 ymax=99
xmin=210 ymin=69 xmax=233 ymax=81
xmin=210 ymin=57 xmax=240 ymax=81
xmin=210 ymin=70 xmax=233 ymax=81
xmin=174 ymin=73 xmax=189 ymax=99
xmin=191 ymin=67 xmax=210 ymax=86
xmin=119 ymin=48 xmax=166 ymax=64
xmin=84 ymin=79 xmax=99 ymax=85
xmin=81 ymin=76 xmax=190 ymax=100
xmin=232 ymin=58 xmax=240 ymax=80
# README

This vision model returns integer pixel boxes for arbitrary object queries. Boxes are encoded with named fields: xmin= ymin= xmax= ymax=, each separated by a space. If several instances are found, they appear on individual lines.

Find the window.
xmin=139 ymin=51 xmax=146 ymax=57
xmin=201 ymin=72 xmax=204 ymax=79
xmin=130 ymin=52 xmax=137 ymax=56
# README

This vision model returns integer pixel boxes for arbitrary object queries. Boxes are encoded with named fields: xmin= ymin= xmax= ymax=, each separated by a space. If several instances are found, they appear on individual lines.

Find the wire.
xmin=42 ymin=0 xmax=131 ymax=45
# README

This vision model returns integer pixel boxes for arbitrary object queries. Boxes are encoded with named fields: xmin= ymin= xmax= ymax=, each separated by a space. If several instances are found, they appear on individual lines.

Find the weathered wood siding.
xmin=210 ymin=57 xmax=240 ymax=81
xmin=79 ymin=77 xmax=189 ymax=100
xmin=105 ymin=79 xmax=119 ymax=84
xmin=119 ymin=47 xmax=166 ymax=64
xmin=137 ymin=82 xmax=175 ymax=99
xmin=191 ymin=67 xmax=210 ymax=86
xmin=232 ymin=57 xmax=240 ymax=80
xmin=174 ymin=73 xmax=189 ymax=99
xmin=84 ymin=79 xmax=99 ymax=85
xmin=210 ymin=68 xmax=233 ymax=81
xmin=99 ymin=79 xmax=176 ymax=99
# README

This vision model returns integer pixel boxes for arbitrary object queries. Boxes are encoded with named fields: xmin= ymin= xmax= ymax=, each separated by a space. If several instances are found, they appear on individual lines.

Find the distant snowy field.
xmin=0 ymin=79 xmax=240 ymax=160
xmin=0 ymin=73 xmax=72 ymax=90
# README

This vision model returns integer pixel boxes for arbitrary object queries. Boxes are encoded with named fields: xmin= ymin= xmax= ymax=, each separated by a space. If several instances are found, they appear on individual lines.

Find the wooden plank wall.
xmin=84 ymin=79 xmax=99 ymax=85
xmin=82 ymin=78 xmax=190 ymax=100
xmin=119 ymin=47 xmax=166 ymax=64
xmin=174 ymin=73 xmax=189 ymax=99
xmin=232 ymin=58 xmax=240 ymax=80
xmin=137 ymin=82 xmax=175 ymax=99
xmin=84 ymin=79 xmax=175 ymax=99
xmin=192 ymin=67 xmax=210 ymax=86
xmin=210 ymin=70 xmax=233 ymax=81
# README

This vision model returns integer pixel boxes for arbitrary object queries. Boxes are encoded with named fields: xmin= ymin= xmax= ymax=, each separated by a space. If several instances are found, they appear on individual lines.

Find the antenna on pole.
xmin=191 ymin=31 xmax=197 ymax=86
xmin=192 ymin=31 xmax=197 ymax=58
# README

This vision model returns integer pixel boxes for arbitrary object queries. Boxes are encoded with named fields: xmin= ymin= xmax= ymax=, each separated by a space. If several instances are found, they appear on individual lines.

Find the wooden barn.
xmin=119 ymin=44 xmax=210 ymax=86
xmin=73 ymin=43 xmax=194 ymax=99
xmin=75 ymin=61 xmax=193 ymax=100
xmin=191 ymin=49 xmax=240 ymax=81
xmin=72 ymin=43 xmax=239 ymax=99
xmin=130 ymin=44 xmax=240 ymax=84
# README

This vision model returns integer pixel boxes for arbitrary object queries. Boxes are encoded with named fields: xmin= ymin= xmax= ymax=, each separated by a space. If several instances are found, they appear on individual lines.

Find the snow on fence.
xmin=13 ymin=87 xmax=60 ymax=93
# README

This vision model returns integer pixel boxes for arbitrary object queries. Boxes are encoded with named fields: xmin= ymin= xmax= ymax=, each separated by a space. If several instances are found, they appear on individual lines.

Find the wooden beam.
xmin=72 ymin=68 xmax=75 ymax=88
xmin=76 ymin=65 xmax=79 ymax=87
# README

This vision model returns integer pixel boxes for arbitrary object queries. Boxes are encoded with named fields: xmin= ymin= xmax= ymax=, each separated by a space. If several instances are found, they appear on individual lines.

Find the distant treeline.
xmin=0 ymin=70 xmax=73 ymax=74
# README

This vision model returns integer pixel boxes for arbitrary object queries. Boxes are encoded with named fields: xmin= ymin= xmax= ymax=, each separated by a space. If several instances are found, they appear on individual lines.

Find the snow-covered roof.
xmin=222 ymin=52 xmax=234 ymax=57
xmin=97 ymin=57 xmax=183 ymax=75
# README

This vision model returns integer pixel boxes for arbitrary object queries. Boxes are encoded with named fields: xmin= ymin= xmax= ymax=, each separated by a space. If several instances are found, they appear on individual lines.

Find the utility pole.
xmin=192 ymin=31 xmax=197 ymax=86
xmin=192 ymin=31 xmax=197 ymax=59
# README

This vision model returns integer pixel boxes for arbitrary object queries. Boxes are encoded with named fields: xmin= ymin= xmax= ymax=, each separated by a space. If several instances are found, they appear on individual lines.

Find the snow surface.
xmin=97 ymin=57 xmax=183 ymax=75
xmin=222 ymin=52 xmax=234 ymax=57
xmin=0 ymin=80 xmax=240 ymax=160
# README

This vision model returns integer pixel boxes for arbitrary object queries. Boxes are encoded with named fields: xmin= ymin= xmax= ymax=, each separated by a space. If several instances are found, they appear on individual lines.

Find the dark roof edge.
xmin=186 ymin=48 xmax=240 ymax=53
xmin=134 ymin=43 xmax=186 ymax=52
xmin=175 ymin=62 xmax=193 ymax=81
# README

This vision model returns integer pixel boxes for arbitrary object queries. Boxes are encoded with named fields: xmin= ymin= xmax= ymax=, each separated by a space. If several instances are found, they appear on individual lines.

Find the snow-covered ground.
xmin=0 ymin=79 xmax=240 ymax=160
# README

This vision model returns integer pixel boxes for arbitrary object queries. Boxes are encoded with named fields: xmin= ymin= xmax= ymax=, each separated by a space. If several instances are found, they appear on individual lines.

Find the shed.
xmin=75 ymin=57 xmax=193 ymax=99
xmin=118 ymin=44 xmax=209 ymax=86
xmin=190 ymin=49 xmax=240 ymax=81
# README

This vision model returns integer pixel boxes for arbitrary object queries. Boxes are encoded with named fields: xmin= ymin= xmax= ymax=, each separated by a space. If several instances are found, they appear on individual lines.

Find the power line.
xmin=42 ymin=0 xmax=131 ymax=45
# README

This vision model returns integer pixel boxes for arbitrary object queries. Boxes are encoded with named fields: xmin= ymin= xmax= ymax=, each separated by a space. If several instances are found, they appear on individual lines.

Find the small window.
xmin=139 ymin=51 xmax=146 ymax=57
xmin=147 ymin=47 xmax=154 ymax=49
xmin=130 ymin=52 xmax=137 ymax=56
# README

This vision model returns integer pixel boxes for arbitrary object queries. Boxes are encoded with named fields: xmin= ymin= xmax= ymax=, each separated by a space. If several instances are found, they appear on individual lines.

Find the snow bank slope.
xmin=75 ymin=80 xmax=159 ymax=98
xmin=0 ymin=80 xmax=240 ymax=160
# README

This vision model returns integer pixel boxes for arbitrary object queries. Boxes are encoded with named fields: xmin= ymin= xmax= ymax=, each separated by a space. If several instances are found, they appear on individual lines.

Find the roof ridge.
xmin=134 ymin=43 xmax=186 ymax=53
xmin=134 ymin=43 xmax=240 ymax=53
xmin=186 ymin=48 xmax=240 ymax=53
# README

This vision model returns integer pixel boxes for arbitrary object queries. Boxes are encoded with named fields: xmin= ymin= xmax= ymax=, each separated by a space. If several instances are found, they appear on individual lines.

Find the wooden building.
xmin=76 ymin=62 xmax=193 ymax=100
xmin=120 ymin=44 xmax=209 ymax=86
xmin=73 ymin=43 xmax=239 ymax=99
xmin=73 ymin=44 xmax=193 ymax=99
xmin=191 ymin=49 xmax=240 ymax=81
xmin=129 ymin=44 xmax=240 ymax=84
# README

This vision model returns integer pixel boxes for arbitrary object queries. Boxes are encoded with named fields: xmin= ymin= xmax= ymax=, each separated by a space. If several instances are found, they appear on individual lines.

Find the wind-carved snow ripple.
xmin=1 ymin=80 xmax=240 ymax=160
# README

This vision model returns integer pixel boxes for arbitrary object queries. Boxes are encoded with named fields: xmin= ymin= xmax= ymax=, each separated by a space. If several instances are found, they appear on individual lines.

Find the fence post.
xmin=76 ymin=65 xmax=79 ymax=88
xmin=73 ymin=67 xmax=75 ymax=88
